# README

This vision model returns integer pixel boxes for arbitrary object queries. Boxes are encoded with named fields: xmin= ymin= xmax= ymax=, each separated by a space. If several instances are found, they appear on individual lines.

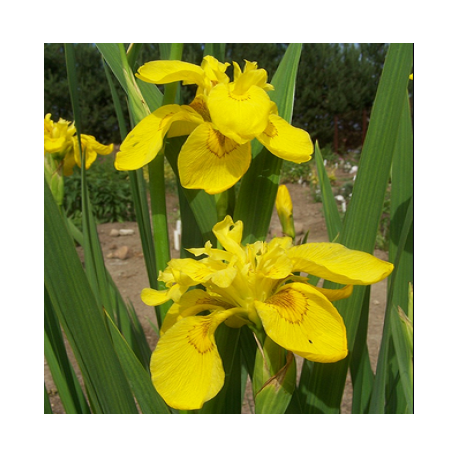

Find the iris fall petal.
xmin=257 ymin=114 xmax=314 ymax=163
xmin=178 ymin=123 xmax=251 ymax=194
xmin=151 ymin=314 xmax=226 ymax=410
xmin=254 ymin=282 xmax=348 ymax=363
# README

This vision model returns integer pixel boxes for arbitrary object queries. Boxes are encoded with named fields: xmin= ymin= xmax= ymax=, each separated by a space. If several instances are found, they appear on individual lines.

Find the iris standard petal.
xmin=207 ymin=83 xmax=271 ymax=143
xmin=212 ymin=216 xmax=245 ymax=259
xmin=177 ymin=123 xmax=251 ymax=194
xmin=115 ymin=105 xmax=202 ymax=171
xmin=150 ymin=314 xmax=226 ymax=410
xmin=201 ymin=55 xmax=230 ymax=85
xmin=288 ymin=243 xmax=394 ymax=285
xmin=254 ymin=282 xmax=347 ymax=363
xmin=232 ymin=67 xmax=271 ymax=94
xmin=136 ymin=60 xmax=206 ymax=88
xmin=257 ymin=114 xmax=314 ymax=163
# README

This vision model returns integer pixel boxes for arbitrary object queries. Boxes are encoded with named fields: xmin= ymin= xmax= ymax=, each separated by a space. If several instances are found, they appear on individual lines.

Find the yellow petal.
xmin=115 ymin=105 xmax=202 ymax=170
xmin=82 ymin=134 xmax=113 ymax=156
xmin=212 ymin=216 xmax=247 ymax=262
xmin=136 ymin=60 xmax=206 ymax=87
xmin=314 ymin=284 xmax=354 ymax=302
xmin=177 ymin=123 xmax=251 ymax=194
xmin=207 ymin=83 xmax=271 ymax=143
xmin=201 ymin=55 xmax=230 ymax=85
xmin=256 ymin=237 xmax=293 ymax=280
xmin=288 ymin=243 xmax=394 ymax=285
xmin=44 ymin=136 xmax=66 ymax=154
xmin=74 ymin=134 xmax=113 ymax=169
xmin=233 ymin=60 xmax=274 ymax=92
xmin=168 ymin=257 xmax=215 ymax=284
xmin=150 ymin=314 xmax=226 ymax=410
xmin=141 ymin=285 xmax=179 ymax=306
xmin=232 ymin=67 xmax=270 ymax=94
xmin=254 ymin=282 xmax=347 ymax=363
xmin=257 ymin=114 xmax=314 ymax=163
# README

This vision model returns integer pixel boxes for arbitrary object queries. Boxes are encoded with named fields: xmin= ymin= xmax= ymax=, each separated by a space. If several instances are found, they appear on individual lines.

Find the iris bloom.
xmin=115 ymin=56 xmax=314 ymax=194
xmin=143 ymin=216 xmax=393 ymax=410
xmin=44 ymin=113 xmax=113 ymax=175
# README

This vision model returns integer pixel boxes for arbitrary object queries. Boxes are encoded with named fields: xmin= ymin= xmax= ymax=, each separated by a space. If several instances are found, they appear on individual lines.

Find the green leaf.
xmin=45 ymin=286 xmax=90 ymax=413
xmin=390 ymin=305 xmax=413 ymax=413
xmin=96 ymin=43 xmax=162 ymax=119
xmin=204 ymin=43 xmax=225 ymax=62
xmin=44 ymin=384 xmax=53 ymax=414
xmin=369 ymin=90 xmax=413 ymax=414
xmin=369 ymin=196 xmax=413 ymax=413
xmin=106 ymin=313 xmax=171 ymax=414
xmin=389 ymin=91 xmax=413 ymax=310
xmin=45 ymin=178 xmax=138 ymax=413
xmin=44 ymin=330 xmax=80 ymax=414
xmin=101 ymin=53 xmax=158 ymax=289
xmin=349 ymin=286 xmax=374 ymax=413
xmin=314 ymin=141 xmax=342 ymax=242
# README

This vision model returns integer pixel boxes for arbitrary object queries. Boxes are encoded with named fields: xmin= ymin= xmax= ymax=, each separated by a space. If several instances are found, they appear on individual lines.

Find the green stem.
xmin=149 ymin=44 xmax=184 ymax=327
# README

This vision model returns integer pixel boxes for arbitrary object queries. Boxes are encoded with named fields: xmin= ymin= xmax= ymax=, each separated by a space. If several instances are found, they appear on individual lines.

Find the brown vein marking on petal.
xmin=265 ymin=288 xmax=307 ymax=324
xmin=207 ymin=129 xmax=238 ymax=158
xmin=263 ymin=120 xmax=278 ymax=138
xmin=229 ymin=92 xmax=251 ymax=101
xmin=187 ymin=320 xmax=214 ymax=354
xmin=158 ymin=112 xmax=178 ymax=131
xmin=189 ymin=98 xmax=211 ymax=122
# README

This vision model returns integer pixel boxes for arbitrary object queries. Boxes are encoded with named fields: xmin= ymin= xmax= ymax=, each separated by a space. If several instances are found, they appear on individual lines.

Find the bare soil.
xmin=45 ymin=173 xmax=389 ymax=414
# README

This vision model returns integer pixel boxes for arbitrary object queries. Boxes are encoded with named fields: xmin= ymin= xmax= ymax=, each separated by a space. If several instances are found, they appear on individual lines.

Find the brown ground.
xmin=45 ymin=173 xmax=389 ymax=414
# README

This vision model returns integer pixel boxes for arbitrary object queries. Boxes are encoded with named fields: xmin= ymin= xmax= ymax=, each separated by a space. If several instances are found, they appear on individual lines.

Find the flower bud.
xmin=275 ymin=184 xmax=295 ymax=239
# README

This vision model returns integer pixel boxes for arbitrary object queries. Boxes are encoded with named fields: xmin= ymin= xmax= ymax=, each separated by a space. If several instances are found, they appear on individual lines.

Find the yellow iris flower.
xmin=115 ymin=56 xmax=314 ymax=194
xmin=143 ymin=215 xmax=394 ymax=410
xmin=44 ymin=113 xmax=113 ymax=175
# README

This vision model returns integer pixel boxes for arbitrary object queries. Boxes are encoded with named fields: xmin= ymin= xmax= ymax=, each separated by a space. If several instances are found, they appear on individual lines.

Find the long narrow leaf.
xmin=102 ymin=57 xmax=158 ymax=288
xmin=369 ymin=196 xmax=413 ymax=413
xmin=44 ymin=384 xmax=53 ymax=414
xmin=45 ymin=179 xmax=138 ymax=413
xmin=44 ymin=330 xmax=80 ymax=414
xmin=106 ymin=313 xmax=171 ymax=414
xmin=390 ymin=305 xmax=413 ymax=413
xmin=314 ymin=141 xmax=342 ymax=241
xmin=45 ymin=286 xmax=90 ymax=413
xmin=96 ymin=43 xmax=162 ymax=120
